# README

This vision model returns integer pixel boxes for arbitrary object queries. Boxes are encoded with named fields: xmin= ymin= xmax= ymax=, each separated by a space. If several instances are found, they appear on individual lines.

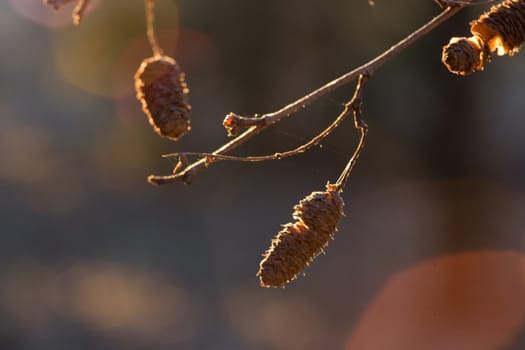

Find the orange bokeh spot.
xmin=345 ymin=251 xmax=525 ymax=350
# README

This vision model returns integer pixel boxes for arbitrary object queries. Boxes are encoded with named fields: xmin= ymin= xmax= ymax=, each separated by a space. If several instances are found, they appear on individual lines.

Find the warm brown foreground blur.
xmin=346 ymin=251 xmax=525 ymax=350
xmin=3 ymin=1 xmax=525 ymax=349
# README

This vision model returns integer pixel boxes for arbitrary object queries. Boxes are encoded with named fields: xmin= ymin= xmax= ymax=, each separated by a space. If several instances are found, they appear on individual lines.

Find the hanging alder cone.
xmin=442 ymin=0 xmax=525 ymax=75
xmin=135 ymin=55 xmax=192 ymax=141
xmin=257 ymin=183 xmax=344 ymax=288
xmin=442 ymin=36 xmax=491 ymax=76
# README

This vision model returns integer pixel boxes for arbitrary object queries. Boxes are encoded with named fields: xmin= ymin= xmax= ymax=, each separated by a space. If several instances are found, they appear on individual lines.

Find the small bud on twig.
xmin=223 ymin=113 xmax=244 ymax=136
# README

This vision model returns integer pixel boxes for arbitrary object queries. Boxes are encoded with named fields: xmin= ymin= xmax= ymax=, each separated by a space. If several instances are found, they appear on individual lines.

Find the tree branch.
xmin=148 ymin=4 xmax=465 ymax=186
xmin=162 ymin=76 xmax=366 ymax=164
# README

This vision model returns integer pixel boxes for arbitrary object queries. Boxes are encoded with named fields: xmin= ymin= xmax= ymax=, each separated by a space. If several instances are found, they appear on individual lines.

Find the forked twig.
xmin=148 ymin=4 xmax=465 ymax=186
xmin=256 ymin=76 xmax=369 ymax=288
xmin=163 ymin=75 xmax=368 ymax=164
xmin=334 ymin=75 xmax=368 ymax=192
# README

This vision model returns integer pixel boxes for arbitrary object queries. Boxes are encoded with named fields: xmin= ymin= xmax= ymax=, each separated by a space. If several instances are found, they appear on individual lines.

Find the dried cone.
xmin=257 ymin=183 xmax=344 ymax=288
xmin=135 ymin=55 xmax=192 ymax=141
xmin=442 ymin=36 xmax=491 ymax=75
xmin=471 ymin=0 xmax=525 ymax=56
xmin=442 ymin=0 xmax=525 ymax=75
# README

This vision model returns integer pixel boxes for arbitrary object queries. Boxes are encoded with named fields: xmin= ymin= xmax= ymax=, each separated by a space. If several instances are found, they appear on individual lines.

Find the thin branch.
xmin=163 ymin=78 xmax=365 ymax=163
xmin=72 ymin=0 xmax=89 ymax=25
xmin=335 ymin=127 xmax=366 ymax=191
xmin=437 ymin=0 xmax=500 ymax=6
xmin=334 ymin=75 xmax=369 ymax=192
xmin=148 ymin=4 xmax=465 ymax=186
xmin=145 ymin=0 xmax=163 ymax=56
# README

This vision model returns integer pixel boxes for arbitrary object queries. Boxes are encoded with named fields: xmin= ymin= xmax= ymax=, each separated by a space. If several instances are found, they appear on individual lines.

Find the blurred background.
xmin=2 ymin=1 xmax=525 ymax=349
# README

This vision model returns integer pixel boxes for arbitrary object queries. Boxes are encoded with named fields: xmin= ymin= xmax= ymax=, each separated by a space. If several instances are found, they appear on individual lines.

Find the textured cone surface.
xmin=135 ymin=56 xmax=191 ymax=141
xmin=257 ymin=185 xmax=344 ymax=288
xmin=471 ymin=0 xmax=525 ymax=55
xmin=442 ymin=36 xmax=490 ymax=75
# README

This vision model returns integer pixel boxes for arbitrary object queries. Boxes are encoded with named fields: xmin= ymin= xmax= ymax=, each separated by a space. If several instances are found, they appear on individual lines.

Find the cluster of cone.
xmin=45 ymin=0 xmax=352 ymax=289
xmin=442 ymin=0 xmax=525 ymax=75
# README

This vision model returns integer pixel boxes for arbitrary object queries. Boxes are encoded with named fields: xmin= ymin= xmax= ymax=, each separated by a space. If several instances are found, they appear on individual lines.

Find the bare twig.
xmin=148 ymin=4 xmax=465 ymax=186
xmin=72 ymin=0 xmax=89 ymax=25
xmin=334 ymin=75 xmax=369 ymax=192
xmin=436 ymin=0 xmax=500 ymax=6
xmin=163 ymin=77 xmax=366 ymax=163
xmin=145 ymin=0 xmax=163 ymax=56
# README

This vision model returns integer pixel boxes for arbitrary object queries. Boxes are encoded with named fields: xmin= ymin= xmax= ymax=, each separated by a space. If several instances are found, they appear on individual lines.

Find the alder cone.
xmin=135 ymin=55 xmax=191 ymax=141
xmin=442 ymin=36 xmax=490 ymax=75
xmin=471 ymin=0 xmax=525 ymax=55
xmin=257 ymin=184 xmax=344 ymax=288
xmin=442 ymin=0 xmax=525 ymax=75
